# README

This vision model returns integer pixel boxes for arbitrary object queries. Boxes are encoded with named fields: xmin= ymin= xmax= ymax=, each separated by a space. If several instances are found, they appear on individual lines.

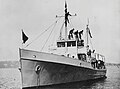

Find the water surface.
xmin=0 ymin=66 xmax=120 ymax=89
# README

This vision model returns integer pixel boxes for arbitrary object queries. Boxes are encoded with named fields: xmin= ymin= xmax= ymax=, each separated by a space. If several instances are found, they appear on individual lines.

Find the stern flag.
xmin=89 ymin=29 xmax=92 ymax=38
xmin=22 ymin=30 xmax=28 ymax=44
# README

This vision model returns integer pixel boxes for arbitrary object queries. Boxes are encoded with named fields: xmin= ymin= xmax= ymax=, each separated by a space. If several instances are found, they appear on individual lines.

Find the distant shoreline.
xmin=0 ymin=61 xmax=19 ymax=68
xmin=0 ymin=61 xmax=119 ymax=68
xmin=105 ymin=63 xmax=120 ymax=66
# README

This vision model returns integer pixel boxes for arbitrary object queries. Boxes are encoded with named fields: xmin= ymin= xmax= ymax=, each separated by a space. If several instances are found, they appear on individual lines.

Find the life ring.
xmin=35 ymin=65 xmax=41 ymax=74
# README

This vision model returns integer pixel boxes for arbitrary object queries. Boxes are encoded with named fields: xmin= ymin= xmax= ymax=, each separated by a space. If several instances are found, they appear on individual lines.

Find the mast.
xmin=56 ymin=1 xmax=76 ymax=54
xmin=86 ymin=19 xmax=89 ymax=52
xmin=64 ymin=1 xmax=68 ymax=54
xmin=65 ymin=1 xmax=68 ymax=41
xmin=86 ymin=19 xmax=93 ymax=52
xmin=86 ymin=25 xmax=89 ymax=48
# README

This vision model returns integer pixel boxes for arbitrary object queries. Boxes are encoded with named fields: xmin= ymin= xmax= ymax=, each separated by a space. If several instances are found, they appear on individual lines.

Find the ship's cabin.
xmin=56 ymin=39 xmax=85 ymax=59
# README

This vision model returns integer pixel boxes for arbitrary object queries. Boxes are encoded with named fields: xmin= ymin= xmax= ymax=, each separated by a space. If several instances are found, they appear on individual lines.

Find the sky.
xmin=0 ymin=0 xmax=120 ymax=63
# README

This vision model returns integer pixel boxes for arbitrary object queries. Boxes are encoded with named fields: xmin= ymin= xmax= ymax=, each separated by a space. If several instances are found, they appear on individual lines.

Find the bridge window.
xmin=67 ymin=41 xmax=76 ymax=47
xmin=57 ymin=42 xmax=65 ymax=47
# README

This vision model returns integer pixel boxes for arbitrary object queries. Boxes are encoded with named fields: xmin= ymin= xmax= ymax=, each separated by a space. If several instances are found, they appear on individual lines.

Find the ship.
xmin=19 ymin=1 xmax=107 ymax=89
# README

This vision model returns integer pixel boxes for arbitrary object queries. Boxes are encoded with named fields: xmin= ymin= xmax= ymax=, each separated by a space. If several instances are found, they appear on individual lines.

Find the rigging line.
xmin=84 ymin=30 xmax=87 ymax=45
xmin=40 ymin=21 xmax=57 ymax=52
xmin=49 ymin=19 xmax=64 ymax=49
xmin=59 ymin=20 xmax=65 ymax=39
xmin=51 ymin=20 xmax=64 ymax=45
xmin=69 ymin=18 xmax=74 ymax=28
xmin=25 ymin=18 xmax=61 ymax=48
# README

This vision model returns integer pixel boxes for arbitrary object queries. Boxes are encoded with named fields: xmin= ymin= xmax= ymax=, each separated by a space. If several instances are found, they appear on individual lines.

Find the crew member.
xmin=87 ymin=49 xmax=91 ymax=58
xmin=74 ymin=30 xmax=79 ymax=40
xmin=78 ymin=30 xmax=83 ymax=39
xmin=69 ymin=28 xmax=74 ymax=39
xmin=65 ymin=12 xmax=71 ymax=23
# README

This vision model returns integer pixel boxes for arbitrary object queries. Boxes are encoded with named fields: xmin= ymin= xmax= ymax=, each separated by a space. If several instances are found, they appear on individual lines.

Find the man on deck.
xmin=74 ymin=30 xmax=79 ymax=40
xmin=69 ymin=28 xmax=74 ymax=39
xmin=65 ymin=12 xmax=71 ymax=23
xmin=78 ymin=30 xmax=83 ymax=40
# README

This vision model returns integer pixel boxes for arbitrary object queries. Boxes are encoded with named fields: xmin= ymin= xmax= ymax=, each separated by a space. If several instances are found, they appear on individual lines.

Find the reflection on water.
xmin=0 ymin=66 xmax=120 ymax=89
xmin=39 ymin=78 xmax=107 ymax=89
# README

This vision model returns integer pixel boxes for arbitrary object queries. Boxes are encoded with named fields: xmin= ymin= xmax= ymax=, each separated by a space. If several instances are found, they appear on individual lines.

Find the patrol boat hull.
xmin=20 ymin=49 xmax=107 ymax=89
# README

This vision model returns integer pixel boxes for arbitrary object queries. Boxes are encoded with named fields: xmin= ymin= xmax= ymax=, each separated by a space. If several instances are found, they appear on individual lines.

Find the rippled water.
xmin=0 ymin=65 xmax=120 ymax=89
xmin=0 ymin=68 xmax=21 ymax=89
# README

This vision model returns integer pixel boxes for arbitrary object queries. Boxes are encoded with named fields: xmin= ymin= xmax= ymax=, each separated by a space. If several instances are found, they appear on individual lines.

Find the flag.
xmin=86 ymin=25 xmax=92 ymax=38
xmin=89 ymin=29 xmax=92 ymax=38
xmin=65 ymin=1 xmax=67 ymax=8
xmin=22 ymin=30 xmax=28 ymax=44
xmin=65 ymin=1 xmax=67 ymax=13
